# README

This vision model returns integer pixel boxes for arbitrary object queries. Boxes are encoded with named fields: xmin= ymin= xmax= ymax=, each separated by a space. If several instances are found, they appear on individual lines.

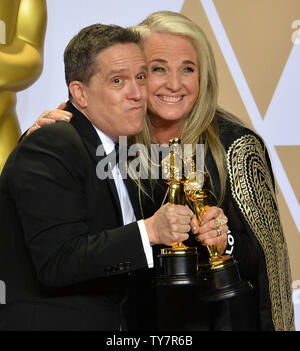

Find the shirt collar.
xmin=93 ymin=126 xmax=116 ymax=156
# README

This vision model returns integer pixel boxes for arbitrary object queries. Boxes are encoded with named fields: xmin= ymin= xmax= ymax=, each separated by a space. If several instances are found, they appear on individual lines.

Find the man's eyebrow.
xmin=105 ymin=68 xmax=128 ymax=79
xmin=104 ymin=65 xmax=148 ymax=79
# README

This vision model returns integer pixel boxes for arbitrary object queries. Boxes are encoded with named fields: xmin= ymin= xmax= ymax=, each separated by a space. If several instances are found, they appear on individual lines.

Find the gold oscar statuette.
xmin=184 ymin=169 xmax=234 ymax=269
xmin=183 ymin=153 xmax=252 ymax=300
xmin=154 ymin=138 xmax=199 ymax=286
xmin=161 ymin=138 xmax=197 ymax=255
xmin=0 ymin=0 xmax=47 ymax=172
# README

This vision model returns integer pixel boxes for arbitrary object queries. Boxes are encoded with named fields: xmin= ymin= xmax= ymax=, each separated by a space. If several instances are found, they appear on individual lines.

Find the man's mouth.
xmin=129 ymin=105 xmax=144 ymax=110
xmin=157 ymin=95 xmax=183 ymax=103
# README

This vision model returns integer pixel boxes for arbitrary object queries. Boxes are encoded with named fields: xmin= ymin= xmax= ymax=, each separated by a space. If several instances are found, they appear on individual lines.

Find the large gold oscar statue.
xmin=0 ymin=0 xmax=47 ymax=172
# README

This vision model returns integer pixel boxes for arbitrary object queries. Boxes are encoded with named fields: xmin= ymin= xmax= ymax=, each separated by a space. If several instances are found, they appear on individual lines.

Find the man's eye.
xmin=137 ymin=73 xmax=147 ymax=80
xmin=113 ymin=78 xmax=121 ymax=84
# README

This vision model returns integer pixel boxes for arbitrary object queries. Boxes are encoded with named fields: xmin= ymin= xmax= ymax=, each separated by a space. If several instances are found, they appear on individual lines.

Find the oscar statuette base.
xmin=154 ymin=250 xmax=252 ymax=302
xmin=154 ymin=247 xmax=201 ymax=287
xmin=196 ymin=257 xmax=253 ymax=302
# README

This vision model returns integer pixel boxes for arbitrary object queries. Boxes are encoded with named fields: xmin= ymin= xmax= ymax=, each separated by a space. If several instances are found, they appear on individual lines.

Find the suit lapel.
xmin=66 ymin=102 xmax=123 ymax=223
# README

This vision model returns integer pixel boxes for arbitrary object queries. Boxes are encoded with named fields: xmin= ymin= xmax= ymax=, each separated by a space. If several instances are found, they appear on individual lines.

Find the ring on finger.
xmin=215 ymin=217 xmax=227 ymax=228
xmin=35 ymin=120 xmax=39 ymax=127
xmin=216 ymin=227 xmax=222 ymax=237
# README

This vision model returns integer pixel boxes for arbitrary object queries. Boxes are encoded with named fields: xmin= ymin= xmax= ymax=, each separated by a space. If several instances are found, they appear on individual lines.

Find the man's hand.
xmin=144 ymin=203 xmax=194 ymax=246
xmin=26 ymin=102 xmax=72 ymax=136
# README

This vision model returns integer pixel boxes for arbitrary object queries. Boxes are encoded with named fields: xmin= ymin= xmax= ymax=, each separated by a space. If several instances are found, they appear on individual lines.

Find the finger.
xmin=191 ymin=216 xmax=200 ymax=234
xmin=26 ymin=126 xmax=40 ymax=136
xmin=47 ymin=110 xmax=73 ymax=121
xmin=171 ymin=232 xmax=189 ymax=244
xmin=198 ymin=219 xmax=216 ymax=234
xmin=168 ymin=214 xmax=191 ymax=225
xmin=35 ymin=113 xmax=72 ymax=128
xmin=178 ymin=217 xmax=192 ymax=226
xmin=197 ymin=225 xmax=228 ymax=243
xmin=197 ymin=231 xmax=226 ymax=246
xmin=197 ymin=229 xmax=216 ymax=242
xmin=172 ymin=223 xmax=191 ymax=233
xmin=34 ymin=118 xmax=55 ymax=127
xmin=201 ymin=206 xmax=222 ymax=223
xmin=200 ymin=216 xmax=228 ymax=234
xmin=168 ymin=215 xmax=191 ymax=228
xmin=166 ymin=203 xmax=193 ymax=217
xmin=56 ymin=102 xmax=67 ymax=110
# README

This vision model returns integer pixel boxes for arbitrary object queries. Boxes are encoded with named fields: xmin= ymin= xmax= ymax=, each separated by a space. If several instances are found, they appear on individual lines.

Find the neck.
xmin=149 ymin=114 xmax=184 ymax=144
xmin=70 ymin=101 xmax=119 ymax=143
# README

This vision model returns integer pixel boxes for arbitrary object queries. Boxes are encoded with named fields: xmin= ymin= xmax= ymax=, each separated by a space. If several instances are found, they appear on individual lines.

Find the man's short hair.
xmin=64 ymin=24 xmax=141 ymax=94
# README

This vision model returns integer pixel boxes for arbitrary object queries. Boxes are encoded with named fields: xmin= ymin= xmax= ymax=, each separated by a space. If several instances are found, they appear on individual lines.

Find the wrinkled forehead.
xmin=94 ymin=42 xmax=147 ymax=75
xmin=142 ymin=32 xmax=199 ymax=64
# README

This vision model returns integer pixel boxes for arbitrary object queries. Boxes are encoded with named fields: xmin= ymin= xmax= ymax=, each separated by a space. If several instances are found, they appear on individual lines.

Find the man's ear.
xmin=69 ymin=81 xmax=88 ymax=108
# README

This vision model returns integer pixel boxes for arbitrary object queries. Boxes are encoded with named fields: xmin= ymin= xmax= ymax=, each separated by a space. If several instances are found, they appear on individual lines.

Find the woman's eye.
xmin=152 ymin=66 xmax=165 ymax=73
xmin=183 ymin=66 xmax=195 ymax=73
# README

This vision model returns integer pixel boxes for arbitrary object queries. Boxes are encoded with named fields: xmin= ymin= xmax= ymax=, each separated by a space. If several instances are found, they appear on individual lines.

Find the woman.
xmin=28 ymin=11 xmax=294 ymax=331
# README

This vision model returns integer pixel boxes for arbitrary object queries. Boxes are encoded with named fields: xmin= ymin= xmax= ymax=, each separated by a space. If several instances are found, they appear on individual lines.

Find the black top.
xmin=129 ymin=112 xmax=294 ymax=331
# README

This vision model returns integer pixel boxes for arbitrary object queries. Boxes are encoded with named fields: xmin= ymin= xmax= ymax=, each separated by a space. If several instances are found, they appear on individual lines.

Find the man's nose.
xmin=127 ymin=81 xmax=145 ymax=100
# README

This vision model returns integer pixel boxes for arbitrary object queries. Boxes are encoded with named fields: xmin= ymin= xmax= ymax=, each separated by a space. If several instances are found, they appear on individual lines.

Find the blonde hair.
xmin=130 ymin=11 xmax=245 ymax=205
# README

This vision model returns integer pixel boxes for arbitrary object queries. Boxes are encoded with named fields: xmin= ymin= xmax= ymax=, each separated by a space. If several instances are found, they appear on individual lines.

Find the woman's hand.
xmin=192 ymin=206 xmax=228 ymax=255
xmin=26 ymin=102 xmax=72 ymax=136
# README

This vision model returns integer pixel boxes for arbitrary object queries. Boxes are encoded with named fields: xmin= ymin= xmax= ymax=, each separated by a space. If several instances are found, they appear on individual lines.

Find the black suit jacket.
xmin=0 ymin=102 xmax=148 ymax=330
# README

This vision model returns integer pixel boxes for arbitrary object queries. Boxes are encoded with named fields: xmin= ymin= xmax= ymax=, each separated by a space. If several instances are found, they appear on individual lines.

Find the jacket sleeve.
xmin=226 ymin=132 xmax=294 ymax=331
xmin=9 ymin=123 xmax=148 ymax=288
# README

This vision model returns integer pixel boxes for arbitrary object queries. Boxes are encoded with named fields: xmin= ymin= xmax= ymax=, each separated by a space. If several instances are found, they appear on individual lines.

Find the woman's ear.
xmin=69 ymin=81 xmax=88 ymax=108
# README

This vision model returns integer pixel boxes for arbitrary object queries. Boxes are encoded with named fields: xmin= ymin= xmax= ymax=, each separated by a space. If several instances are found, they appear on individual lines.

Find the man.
xmin=0 ymin=24 xmax=193 ymax=330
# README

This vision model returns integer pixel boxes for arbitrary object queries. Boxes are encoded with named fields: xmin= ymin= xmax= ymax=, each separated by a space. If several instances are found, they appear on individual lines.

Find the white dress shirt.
xmin=93 ymin=127 xmax=153 ymax=268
